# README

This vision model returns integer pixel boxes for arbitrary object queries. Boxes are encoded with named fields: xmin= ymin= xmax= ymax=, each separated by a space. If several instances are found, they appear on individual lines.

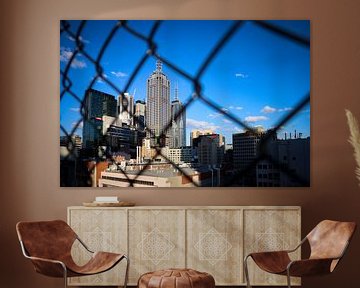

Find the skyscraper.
xmin=146 ymin=60 xmax=171 ymax=146
xmin=83 ymin=88 xmax=117 ymax=148
xmin=134 ymin=100 xmax=146 ymax=130
xmin=170 ymin=84 xmax=186 ymax=148
xmin=117 ymin=92 xmax=134 ymax=126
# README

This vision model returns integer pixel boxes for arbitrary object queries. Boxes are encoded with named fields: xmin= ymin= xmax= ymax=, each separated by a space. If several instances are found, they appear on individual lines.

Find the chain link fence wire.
xmin=60 ymin=20 xmax=310 ymax=187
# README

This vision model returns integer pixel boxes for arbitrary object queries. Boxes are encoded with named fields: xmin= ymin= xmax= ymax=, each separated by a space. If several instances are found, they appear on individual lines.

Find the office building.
xmin=117 ymin=92 xmax=134 ymax=126
xmin=167 ymin=146 xmax=193 ymax=164
xmin=134 ymin=100 xmax=146 ymax=130
xmin=83 ymin=89 xmax=117 ymax=149
xmin=278 ymin=137 xmax=310 ymax=186
xmin=256 ymin=135 xmax=310 ymax=187
xmin=197 ymin=134 xmax=223 ymax=166
xmin=146 ymin=60 xmax=171 ymax=146
xmin=190 ymin=129 xmax=214 ymax=146
xmin=232 ymin=127 xmax=265 ymax=185
xmin=170 ymin=85 xmax=186 ymax=148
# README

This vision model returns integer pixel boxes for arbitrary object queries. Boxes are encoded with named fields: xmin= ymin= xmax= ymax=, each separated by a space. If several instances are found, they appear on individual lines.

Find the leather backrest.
xmin=307 ymin=220 xmax=356 ymax=260
xmin=16 ymin=220 xmax=77 ymax=261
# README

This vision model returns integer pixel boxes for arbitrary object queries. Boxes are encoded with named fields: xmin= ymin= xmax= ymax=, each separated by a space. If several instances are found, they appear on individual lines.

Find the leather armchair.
xmin=16 ymin=220 xmax=129 ymax=288
xmin=244 ymin=220 xmax=356 ymax=288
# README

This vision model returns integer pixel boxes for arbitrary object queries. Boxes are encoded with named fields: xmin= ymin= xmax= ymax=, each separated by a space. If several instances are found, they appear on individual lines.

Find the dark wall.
xmin=1 ymin=0 xmax=360 ymax=287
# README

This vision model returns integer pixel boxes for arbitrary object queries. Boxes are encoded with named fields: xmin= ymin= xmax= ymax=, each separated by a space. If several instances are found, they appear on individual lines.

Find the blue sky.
xmin=60 ymin=20 xmax=310 ymax=145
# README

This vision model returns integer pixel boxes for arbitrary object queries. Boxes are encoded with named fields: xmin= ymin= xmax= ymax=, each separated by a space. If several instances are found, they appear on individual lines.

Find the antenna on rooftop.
xmin=156 ymin=59 xmax=162 ymax=72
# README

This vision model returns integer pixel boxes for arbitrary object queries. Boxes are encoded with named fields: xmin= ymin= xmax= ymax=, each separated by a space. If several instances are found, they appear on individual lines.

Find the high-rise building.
xmin=277 ymin=136 xmax=310 ymax=186
xmin=190 ymin=129 xmax=214 ymax=146
xmin=197 ymin=134 xmax=224 ymax=167
xmin=232 ymin=127 xmax=265 ymax=170
xmin=146 ymin=60 xmax=171 ymax=146
xmin=117 ymin=93 xmax=134 ymax=126
xmin=134 ymin=100 xmax=146 ymax=130
xmin=170 ymin=85 xmax=186 ymax=148
xmin=256 ymin=135 xmax=310 ymax=187
xmin=232 ymin=127 xmax=265 ymax=186
xmin=83 ymin=89 xmax=117 ymax=148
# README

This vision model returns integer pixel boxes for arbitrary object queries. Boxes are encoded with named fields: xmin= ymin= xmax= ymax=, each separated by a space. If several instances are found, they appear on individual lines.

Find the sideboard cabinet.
xmin=67 ymin=206 xmax=301 ymax=286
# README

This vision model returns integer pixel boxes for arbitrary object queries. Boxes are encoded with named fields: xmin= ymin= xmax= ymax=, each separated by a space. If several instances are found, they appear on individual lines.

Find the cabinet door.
xmin=128 ymin=209 xmax=186 ymax=284
xmin=68 ymin=208 xmax=128 ymax=286
xmin=243 ymin=208 xmax=301 ymax=286
xmin=186 ymin=209 xmax=243 ymax=285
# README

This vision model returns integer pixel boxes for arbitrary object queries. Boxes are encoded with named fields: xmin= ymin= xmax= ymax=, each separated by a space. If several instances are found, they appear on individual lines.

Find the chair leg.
xmin=244 ymin=255 xmax=252 ymax=288
xmin=62 ymin=264 xmax=68 ymax=288
xmin=123 ymin=255 xmax=130 ymax=288
xmin=286 ymin=269 xmax=291 ymax=288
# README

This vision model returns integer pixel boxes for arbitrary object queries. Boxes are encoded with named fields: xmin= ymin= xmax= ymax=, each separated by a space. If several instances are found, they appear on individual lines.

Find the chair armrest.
xmin=287 ymin=258 xmax=335 ymax=277
xmin=19 ymin=240 xmax=67 ymax=277
xmin=25 ymin=255 xmax=67 ymax=278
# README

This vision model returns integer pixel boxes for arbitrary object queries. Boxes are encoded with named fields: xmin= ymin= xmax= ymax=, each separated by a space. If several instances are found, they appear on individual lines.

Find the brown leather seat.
xmin=16 ymin=220 xmax=129 ymax=288
xmin=138 ymin=268 xmax=215 ymax=288
xmin=244 ymin=220 xmax=356 ymax=288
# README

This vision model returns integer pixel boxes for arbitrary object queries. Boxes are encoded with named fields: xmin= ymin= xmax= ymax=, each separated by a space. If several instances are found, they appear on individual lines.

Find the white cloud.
xmin=68 ymin=35 xmax=90 ymax=44
xmin=71 ymin=59 xmax=86 ymax=69
xmin=261 ymin=105 xmax=277 ymax=114
xmin=208 ymin=112 xmax=222 ymax=118
xmin=111 ymin=71 xmax=128 ymax=78
xmin=234 ymin=126 xmax=244 ymax=133
xmin=221 ymin=107 xmax=228 ymax=112
xmin=223 ymin=119 xmax=232 ymax=124
xmin=235 ymin=73 xmax=248 ymax=78
xmin=278 ymin=107 xmax=293 ymax=112
xmin=96 ymin=73 xmax=108 ymax=84
xmin=70 ymin=107 xmax=80 ymax=112
xmin=60 ymin=47 xmax=87 ymax=69
xmin=260 ymin=106 xmax=293 ymax=113
xmin=222 ymin=125 xmax=243 ymax=133
xmin=245 ymin=116 xmax=268 ymax=122
xmin=229 ymin=105 xmax=243 ymax=110
xmin=187 ymin=118 xmax=220 ymax=131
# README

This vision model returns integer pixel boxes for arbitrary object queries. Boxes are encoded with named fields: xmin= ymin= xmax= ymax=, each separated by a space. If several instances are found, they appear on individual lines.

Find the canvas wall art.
xmin=60 ymin=20 xmax=310 ymax=187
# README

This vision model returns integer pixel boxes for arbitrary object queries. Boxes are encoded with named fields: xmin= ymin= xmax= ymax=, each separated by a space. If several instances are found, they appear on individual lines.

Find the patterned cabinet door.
xmin=187 ymin=209 xmax=243 ymax=285
xmin=68 ymin=208 xmax=128 ymax=286
xmin=243 ymin=208 xmax=301 ymax=286
xmin=128 ymin=209 xmax=186 ymax=284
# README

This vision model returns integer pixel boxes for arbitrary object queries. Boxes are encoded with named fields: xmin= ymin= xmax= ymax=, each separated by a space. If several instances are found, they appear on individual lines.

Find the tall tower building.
xmin=117 ymin=92 xmax=134 ymax=126
xmin=146 ymin=60 xmax=171 ymax=146
xmin=134 ymin=100 xmax=146 ymax=130
xmin=170 ymin=84 xmax=186 ymax=148
xmin=83 ymin=89 xmax=117 ymax=148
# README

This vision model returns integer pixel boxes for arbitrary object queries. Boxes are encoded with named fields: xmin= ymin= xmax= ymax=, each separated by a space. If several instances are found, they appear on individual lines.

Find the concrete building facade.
xmin=146 ymin=60 xmax=171 ymax=146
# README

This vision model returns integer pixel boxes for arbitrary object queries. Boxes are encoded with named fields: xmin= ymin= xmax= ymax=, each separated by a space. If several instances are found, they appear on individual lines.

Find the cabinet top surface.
xmin=68 ymin=205 xmax=301 ymax=210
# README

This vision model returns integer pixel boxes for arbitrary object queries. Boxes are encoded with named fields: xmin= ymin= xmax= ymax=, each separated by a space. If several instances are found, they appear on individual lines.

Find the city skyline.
xmin=60 ymin=20 xmax=310 ymax=145
xmin=60 ymin=20 xmax=310 ymax=187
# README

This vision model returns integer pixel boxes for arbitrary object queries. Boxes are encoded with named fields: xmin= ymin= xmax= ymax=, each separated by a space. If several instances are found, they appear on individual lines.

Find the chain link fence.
xmin=60 ymin=20 xmax=310 ymax=187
